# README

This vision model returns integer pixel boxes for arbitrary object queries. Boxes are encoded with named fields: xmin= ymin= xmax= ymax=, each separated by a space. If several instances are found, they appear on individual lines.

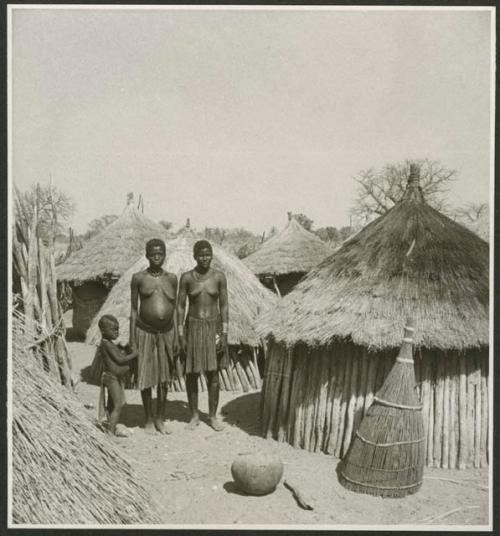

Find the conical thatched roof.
xmin=243 ymin=214 xmax=332 ymax=276
xmin=86 ymin=228 xmax=278 ymax=347
xmin=57 ymin=194 xmax=166 ymax=284
xmin=260 ymin=166 xmax=489 ymax=351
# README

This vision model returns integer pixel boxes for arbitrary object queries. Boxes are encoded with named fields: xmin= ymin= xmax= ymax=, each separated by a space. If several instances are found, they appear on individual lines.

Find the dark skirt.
xmin=185 ymin=316 xmax=230 ymax=374
xmin=134 ymin=318 xmax=175 ymax=390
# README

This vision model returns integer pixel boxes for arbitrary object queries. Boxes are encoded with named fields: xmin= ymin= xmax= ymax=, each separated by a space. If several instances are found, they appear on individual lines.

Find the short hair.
xmin=193 ymin=240 xmax=213 ymax=256
xmin=98 ymin=314 xmax=118 ymax=332
xmin=145 ymin=238 xmax=166 ymax=254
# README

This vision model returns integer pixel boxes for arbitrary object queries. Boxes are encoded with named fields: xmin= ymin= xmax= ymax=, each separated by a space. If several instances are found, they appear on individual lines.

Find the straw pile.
xmin=12 ymin=312 xmax=161 ymax=525
xmin=57 ymin=193 xmax=167 ymax=284
xmin=339 ymin=320 xmax=425 ymax=497
xmin=259 ymin=165 xmax=489 ymax=468
xmin=85 ymin=229 xmax=277 ymax=392
xmin=243 ymin=214 xmax=332 ymax=296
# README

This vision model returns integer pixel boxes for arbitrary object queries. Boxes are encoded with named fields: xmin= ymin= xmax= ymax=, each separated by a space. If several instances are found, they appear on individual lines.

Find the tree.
xmin=350 ymin=159 xmax=456 ymax=223
xmin=15 ymin=183 xmax=75 ymax=245
xmin=159 ymin=220 xmax=173 ymax=231
xmin=452 ymin=202 xmax=489 ymax=241
xmin=81 ymin=214 xmax=118 ymax=241
xmin=291 ymin=213 xmax=314 ymax=231
xmin=315 ymin=226 xmax=341 ymax=243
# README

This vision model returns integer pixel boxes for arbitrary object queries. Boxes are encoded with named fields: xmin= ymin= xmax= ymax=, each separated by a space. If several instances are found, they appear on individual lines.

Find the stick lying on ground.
xmin=283 ymin=480 xmax=314 ymax=510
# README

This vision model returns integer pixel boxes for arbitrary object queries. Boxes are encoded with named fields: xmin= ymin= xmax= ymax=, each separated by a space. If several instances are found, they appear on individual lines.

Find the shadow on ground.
xmin=220 ymin=392 xmax=261 ymax=437
xmin=120 ymin=400 xmax=192 ymax=428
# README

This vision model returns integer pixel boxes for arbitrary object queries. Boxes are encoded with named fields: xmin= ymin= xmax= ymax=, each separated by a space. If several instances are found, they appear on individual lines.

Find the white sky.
xmin=11 ymin=7 xmax=493 ymax=234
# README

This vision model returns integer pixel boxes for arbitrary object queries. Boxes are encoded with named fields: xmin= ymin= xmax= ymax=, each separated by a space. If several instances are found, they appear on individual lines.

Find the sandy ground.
xmin=69 ymin=340 xmax=490 ymax=528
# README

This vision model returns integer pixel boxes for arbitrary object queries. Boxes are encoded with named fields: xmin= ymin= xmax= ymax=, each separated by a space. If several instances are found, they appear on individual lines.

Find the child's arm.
xmin=102 ymin=340 xmax=137 ymax=365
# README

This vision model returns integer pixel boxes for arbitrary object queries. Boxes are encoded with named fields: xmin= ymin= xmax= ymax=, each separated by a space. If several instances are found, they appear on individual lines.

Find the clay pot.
xmin=231 ymin=452 xmax=284 ymax=495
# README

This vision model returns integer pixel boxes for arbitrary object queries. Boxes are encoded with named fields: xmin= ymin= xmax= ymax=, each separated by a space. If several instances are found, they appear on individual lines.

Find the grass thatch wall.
xmin=12 ymin=314 xmax=160 ymax=525
xmin=261 ymin=340 xmax=488 ymax=469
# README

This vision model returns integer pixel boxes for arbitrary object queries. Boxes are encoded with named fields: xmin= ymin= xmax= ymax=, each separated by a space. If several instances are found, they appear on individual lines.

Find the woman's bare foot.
xmin=185 ymin=415 xmax=200 ymax=431
xmin=155 ymin=419 xmax=172 ymax=435
xmin=144 ymin=419 xmax=155 ymax=434
xmin=208 ymin=417 xmax=224 ymax=432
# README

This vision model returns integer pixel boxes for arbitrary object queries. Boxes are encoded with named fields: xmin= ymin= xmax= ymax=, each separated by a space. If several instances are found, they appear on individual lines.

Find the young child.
xmin=96 ymin=314 xmax=138 ymax=437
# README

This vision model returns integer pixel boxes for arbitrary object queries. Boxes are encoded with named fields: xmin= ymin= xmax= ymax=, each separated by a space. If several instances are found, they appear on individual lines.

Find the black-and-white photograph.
xmin=7 ymin=4 xmax=494 ymax=530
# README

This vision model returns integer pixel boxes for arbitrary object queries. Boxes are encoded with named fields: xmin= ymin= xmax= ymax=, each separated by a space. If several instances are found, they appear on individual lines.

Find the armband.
xmin=178 ymin=325 xmax=184 ymax=336
xmin=222 ymin=322 xmax=228 ymax=334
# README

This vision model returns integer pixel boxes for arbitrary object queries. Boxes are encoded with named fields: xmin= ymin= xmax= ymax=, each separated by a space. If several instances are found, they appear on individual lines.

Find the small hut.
xmin=57 ymin=193 xmax=167 ymax=336
xmin=86 ymin=225 xmax=278 ymax=392
xmin=259 ymin=165 xmax=489 ymax=469
xmin=243 ymin=213 xmax=332 ymax=296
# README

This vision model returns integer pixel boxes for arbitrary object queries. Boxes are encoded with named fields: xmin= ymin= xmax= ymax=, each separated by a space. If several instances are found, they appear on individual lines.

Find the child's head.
xmin=98 ymin=314 xmax=119 ymax=341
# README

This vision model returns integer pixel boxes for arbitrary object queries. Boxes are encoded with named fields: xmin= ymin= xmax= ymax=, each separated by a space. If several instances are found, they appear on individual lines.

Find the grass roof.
xmin=259 ymin=167 xmax=489 ymax=351
xmin=243 ymin=216 xmax=332 ymax=276
xmin=86 ymin=229 xmax=277 ymax=347
xmin=57 ymin=197 xmax=166 ymax=284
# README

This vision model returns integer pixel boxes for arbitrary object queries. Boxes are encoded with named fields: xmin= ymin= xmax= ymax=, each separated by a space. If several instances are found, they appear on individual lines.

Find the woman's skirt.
xmin=185 ymin=315 xmax=230 ymax=374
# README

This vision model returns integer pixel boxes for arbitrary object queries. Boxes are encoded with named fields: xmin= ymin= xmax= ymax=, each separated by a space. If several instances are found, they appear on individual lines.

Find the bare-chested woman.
xmin=177 ymin=240 xmax=229 ymax=432
xmin=130 ymin=238 xmax=178 ymax=435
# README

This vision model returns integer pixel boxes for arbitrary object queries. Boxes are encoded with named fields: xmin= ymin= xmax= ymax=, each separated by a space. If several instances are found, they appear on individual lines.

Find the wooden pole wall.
xmin=260 ymin=342 xmax=489 ymax=469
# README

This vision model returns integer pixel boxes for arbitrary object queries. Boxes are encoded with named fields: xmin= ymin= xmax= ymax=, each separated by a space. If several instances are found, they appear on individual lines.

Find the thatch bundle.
xmin=259 ymin=165 xmax=489 ymax=468
xmin=243 ymin=214 xmax=332 ymax=296
xmin=85 ymin=229 xmax=277 ymax=392
xmin=339 ymin=321 xmax=425 ymax=497
xmin=11 ymin=312 xmax=160 ymax=525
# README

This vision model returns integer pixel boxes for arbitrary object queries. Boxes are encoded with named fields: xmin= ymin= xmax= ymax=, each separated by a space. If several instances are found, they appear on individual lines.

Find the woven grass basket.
xmin=338 ymin=319 xmax=425 ymax=498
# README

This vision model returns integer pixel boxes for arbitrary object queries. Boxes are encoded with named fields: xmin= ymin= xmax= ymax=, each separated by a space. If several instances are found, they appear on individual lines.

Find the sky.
xmin=11 ymin=7 xmax=493 ymax=235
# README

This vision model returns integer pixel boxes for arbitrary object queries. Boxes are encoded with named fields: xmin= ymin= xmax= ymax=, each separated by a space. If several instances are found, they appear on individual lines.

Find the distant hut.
xmin=259 ymin=165 xmax=489 ymax=469
xmin=57 ymin=193 xmax=166 ymax=336
xmin=243 ymin=213 xmax=332 ymax=296
xmin=86 ymin=224 xmax=278 ymax=392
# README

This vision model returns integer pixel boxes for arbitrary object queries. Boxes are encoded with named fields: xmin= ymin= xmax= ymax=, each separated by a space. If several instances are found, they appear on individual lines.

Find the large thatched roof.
xmin=243 ymin=215 xmax=332 ymax=276
xmin=260 ymin=166 xmax=489 ymax=351
xmin=57 ymin=195 xmax=166 ymax=284
xmin=86 ymin=229 xmax=278 ymax=347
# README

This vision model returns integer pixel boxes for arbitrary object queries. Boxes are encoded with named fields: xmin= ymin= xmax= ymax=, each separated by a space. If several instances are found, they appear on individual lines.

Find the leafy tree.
xmin=351 ymin=159 xmax=456 ymax=223
xmin=315 ymin=226 xmax=341 ymax=243
xmin=159 ymin=220 xmax=173 ymax=231
xmin=291 ymin=213 xmax=314 ymax=231
xmin=81 ymin=214 xmax=118 ymax=241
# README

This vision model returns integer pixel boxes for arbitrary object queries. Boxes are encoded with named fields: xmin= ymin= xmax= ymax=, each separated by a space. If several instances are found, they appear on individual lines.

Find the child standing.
xmin=96 ymin=314 xmax=138 ymax=437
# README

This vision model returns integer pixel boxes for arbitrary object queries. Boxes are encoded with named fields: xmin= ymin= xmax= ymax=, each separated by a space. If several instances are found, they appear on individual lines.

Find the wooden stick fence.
xmin=165 ymin=345 xmax=262 ymax=393
xmin=261 ymin=341 xmax=489 ymax=469
xmin=13 ymin=187 xmax=73 ymax=386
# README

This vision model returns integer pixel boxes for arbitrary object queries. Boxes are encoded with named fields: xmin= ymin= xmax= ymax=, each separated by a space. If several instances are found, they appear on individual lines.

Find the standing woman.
xmin=177 ymin=240 xmax=229 ymax=431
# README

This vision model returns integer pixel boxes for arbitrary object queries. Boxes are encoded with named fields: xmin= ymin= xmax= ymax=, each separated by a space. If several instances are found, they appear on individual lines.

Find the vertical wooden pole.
xmin=449 ymin=353 xmax=458 ymax=468
xmin=442 ymin=354 xmax=450 ymax=469
xmin=458 ymin=353 xmax=468 ymax=469
xmin=480 ymin=351 xmax=488 ymax=467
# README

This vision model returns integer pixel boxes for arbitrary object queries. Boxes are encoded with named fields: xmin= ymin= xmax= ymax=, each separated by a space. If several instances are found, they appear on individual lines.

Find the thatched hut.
xmin=57 ymin=193 xmax=167 ymax=336
xmin=259 ymin=165 xmax=489 ymax=469
xmin=86 ymin=227 xmax=278 ymax=392
xmin=243 ymin=213 xmax=332 ymax=296
xmin=12 ymin=311 xmax=160 ymax=524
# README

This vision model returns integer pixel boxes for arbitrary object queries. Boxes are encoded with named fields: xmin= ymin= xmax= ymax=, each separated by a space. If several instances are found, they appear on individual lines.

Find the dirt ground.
xmin=69 ymin=340 xmax=490 ymax=528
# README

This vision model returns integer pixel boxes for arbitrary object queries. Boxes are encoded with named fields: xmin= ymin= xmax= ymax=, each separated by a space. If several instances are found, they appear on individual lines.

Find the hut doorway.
xmin=71 ymin=281 xmax=110 ymax=338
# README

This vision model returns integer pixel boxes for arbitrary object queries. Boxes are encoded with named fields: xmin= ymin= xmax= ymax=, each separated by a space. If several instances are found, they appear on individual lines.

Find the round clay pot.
xmin=231 ymin=452 xmax=284 ymax=496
